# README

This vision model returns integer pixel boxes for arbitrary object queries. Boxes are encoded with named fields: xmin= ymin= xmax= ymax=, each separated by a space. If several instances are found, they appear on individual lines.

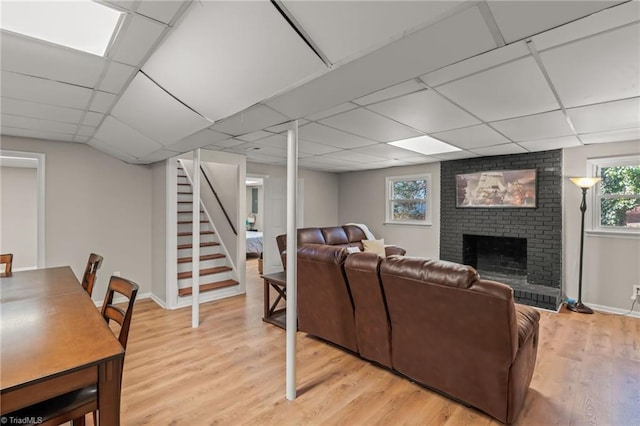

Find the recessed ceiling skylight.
xmin=388 ymin=135 xmax=461 ymax=156
xmin=0 ymin=0 xmax=123 ymax=56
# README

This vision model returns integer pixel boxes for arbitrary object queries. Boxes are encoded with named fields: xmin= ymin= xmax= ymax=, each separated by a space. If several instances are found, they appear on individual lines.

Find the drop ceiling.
xmin=1 ymin=0 xmax=639 ymax=173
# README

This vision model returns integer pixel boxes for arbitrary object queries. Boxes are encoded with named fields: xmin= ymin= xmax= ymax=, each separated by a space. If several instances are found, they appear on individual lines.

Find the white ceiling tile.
xmin=432 ymin=124 xmax=510 ymax=149
xmin=267 ymin=6 xmax=496 ymax=118
xmin=111 ymin=73 xmax=211 ymax=145
xmin=88 ymin=138 xmax=138 ymax=163
xmin=1 ymin=71 xmax=92 ymax=109
xmin=98 ymin=61 xmax=136 ymax=93
xmin=110 ymin=14 xmax=166 ymax=66
xmin=532 ymin=1 xmax=638 ymax=51
xmin=76 ymin=125 xmax=96 ymax=137
xmin=366 ymin=159 xmax=416 ymax=169
xmin=579 ymin=128 xmax=640 ymax=145
xmin=73 ymin=135 xmax=89 ymax=143
xmin=143 ymin=1 xmax=325 ymax=123
xmin=353 ymin=80 xmax=427 ymax=106
xmin=320 ymin=108 xmax=422 ymax=143
xmin=433 ymin=150 xmax=480 ymax=161
xmin=540 ymin=23 xmax=640 ymax=108
xmin=136 ymin=1 xmax=186 ymax=24
xmin=518 ymin=136 xmax=582 ymax=152
xmin=82 ymin=111 xmax=104 ymax=127
xmin=470 ymin=143 xmax=528 ymax=156
xmin=487 ymin=1 xmax=619 ymax=44
xmin=1 ymin=97 xmax=83 ymax=123
xmin=299 ymin=155 xmax=355 ymax=168
xmin=205 ymin=138 xmax=246 ymax=150
xmin=420 ymin=42 xmax=530 ymax=87
xmin=305 ymin=103 xmax=359 ymax=122
xmin=282 ymin=1 xmax=464 ymax=64
xmin=167 ymin=128 xmax=231 ymax=153
xmin=265 ymin=119 xmax=309 ymax=133
xmin=90 ymin=91 xmax=118 ymax=113
xmin=1 ymin=126 xmax=75 ymax=142
xmin=210 ymin=105 xmax=290 ymax=136
xmin=437 ymin=57 xmax=559 ymax=122
xmin=1 ymin=32 xmax=106 ymax=88
xmin=236 ymin=130 xmax=272 ymax=142
xmin=567 ymin=98 xmax=640 ymax=134
xmin=299 ymin=123 xmax=377 ymax=149
xmin=323 ymin=150 xmax=387 ymax=164
xmin=298 ymin=139 xmax=342 ymax=155
xmin=368 ymin=90 xmax=480 ymax=133
xmin=350 ymin=143 xmax=431 ymax=160
xmin=253 ymin=134 xmax=286 ymax=148
xmin=104 ymin=1 xmax=136 ymax=12
xmin=490 ymin=110 xmax=574 ymax=141
xmin=1 ymin=114 xmax=78 ymax=134
xmin=138 ymin=149 xmax=179 ymax=164
xmin=94 ymin=116 xmax=163 ymax=158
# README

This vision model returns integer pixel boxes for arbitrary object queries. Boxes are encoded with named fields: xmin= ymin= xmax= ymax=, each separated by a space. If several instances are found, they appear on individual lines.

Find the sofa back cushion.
xmin=344 ymin=252 xmax=392 ymax=368
xmin=321 ymin=226 xmax=350 ymax=246
xmin=298 ymin=228 xmax=326 ymax=245
xmin=380 ymin=256 xmax=519 ymax=419
xmin=343 ymin=225 xmax=367 ymax=246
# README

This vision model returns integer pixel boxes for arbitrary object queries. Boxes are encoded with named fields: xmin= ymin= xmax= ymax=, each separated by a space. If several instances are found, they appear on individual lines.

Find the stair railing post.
xmin=286 ymin=120 xmax=298 ymax=400
xmin=192 ymin=149 xmax=201 ymax=328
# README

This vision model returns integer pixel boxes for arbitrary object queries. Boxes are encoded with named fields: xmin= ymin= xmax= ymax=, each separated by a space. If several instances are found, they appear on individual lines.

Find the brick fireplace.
xmin=440 ymin=150 xmax=562 ymax=310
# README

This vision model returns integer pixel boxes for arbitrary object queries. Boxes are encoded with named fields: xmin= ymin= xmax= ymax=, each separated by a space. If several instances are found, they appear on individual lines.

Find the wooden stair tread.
xmin=178 ymin=280 xmax=238 ymax=296
xmin=177 ymin=241 xmax=220 ymax=249
xmin=178 ymin=231 xmax=214 ymax=237
xmin=177 ymin=266 xmax=232 ymax=279
xmin=178 ymin=253 xmax=226 ymax=263
xmin=178 ymin=220 xmax=208 ymax=224
xmin=178 ymin=192 xmax=192 ymax=194
xmin=177 ymin=211 xmax=205 ymax=214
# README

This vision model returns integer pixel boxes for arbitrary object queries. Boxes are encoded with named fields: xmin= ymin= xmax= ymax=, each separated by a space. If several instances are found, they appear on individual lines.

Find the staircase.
xmin=176 ymin=166 xmax=238 ymax=297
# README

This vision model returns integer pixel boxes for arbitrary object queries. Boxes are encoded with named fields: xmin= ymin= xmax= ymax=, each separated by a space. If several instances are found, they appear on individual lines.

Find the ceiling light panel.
xmin=470 ymin=143 xmax=528 ymax=156
xmin=368 ymin=89 xmax=480 ymax=134
xmin=98 ymin=61 xmax=136 ymax=94
xmin=432 ymin=124 xmax=510 ymax=149
xmin=267 ymin=6 xmax=496 ymax=119
xmin=143 ymin=1 xmax=325 ymax=123
xmin=1 ymin=97 xmax=83 ymax=123
xmin=389 ymin=135 xmax=461 ymax=156
xmin=282 ymin=1 xmax=463 ymax=64
xmin=350 ymin=143 xmax=433 ymax=160
xmin=1 ymin=71 xmax=92 ymax=109
xmin=567 ymin=97 xmax=640 ymax=134
xmin=0 ymin=0 xmax=123 ymax=56
xmin=111 ymin=73 xmax=211 ymax=145
xmin=110 ymin=14 xmax=166 ymax=66
xmin=297 ymin=123 xmax=375 ymax=149
xmin=94 ymin=116 xmax=163 ymax=158
xmin=210 ymin=105 xmax=290 ymax=136
xmin=320 ymin=108 xmax=422 ymax=142
xmin=579 ymin=128 xmax=640 ymax=144
xmin=487 ymin=1 xmax=618 ymax=44
xmin=490 ymin=110 xmax=574 ymax=141
xmin=539 ymin=23 xmax=640 ymax=108
xmin=0 ymin=32 xmax=106 ymax=88
xmin=436 ymin=56 xmax=559 ymax=122
xmin=136 ymin=1 xmax=186 ymax=24
xmin=518 ymin=135 xmax=582 ymax=152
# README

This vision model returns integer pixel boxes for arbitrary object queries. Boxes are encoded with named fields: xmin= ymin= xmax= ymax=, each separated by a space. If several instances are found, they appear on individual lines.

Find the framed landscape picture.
xmin=456 ymin=169 xmax=537 ymax=208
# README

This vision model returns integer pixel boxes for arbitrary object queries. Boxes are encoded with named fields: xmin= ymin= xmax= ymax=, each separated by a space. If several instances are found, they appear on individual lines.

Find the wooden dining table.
xmin=0 ymin=266 xmax=125 ymax=424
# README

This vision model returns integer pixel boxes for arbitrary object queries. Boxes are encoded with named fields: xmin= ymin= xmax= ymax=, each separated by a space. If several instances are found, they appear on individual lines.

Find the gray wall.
xmin=338 ymin=162 xmax=441 ymax=259
xmin=0 ymin=136 xmax=153 ymax=300
xmin=0 ymin=166 xmax=38 ymax=269
xmin=151 ymin=161 xmax=167 ymax=303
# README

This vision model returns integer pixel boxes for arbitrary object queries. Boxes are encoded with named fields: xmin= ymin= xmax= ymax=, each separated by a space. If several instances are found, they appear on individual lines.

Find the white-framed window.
xmin=588 ymin=155 xmax=640 ymax=234
xmin=385 ymin=174 xmax=432 ymax=226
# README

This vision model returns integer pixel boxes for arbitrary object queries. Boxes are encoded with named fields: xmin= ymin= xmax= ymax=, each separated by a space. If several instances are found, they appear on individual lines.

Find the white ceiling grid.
xmin=1 ymin=1 xmax=638 ymax=171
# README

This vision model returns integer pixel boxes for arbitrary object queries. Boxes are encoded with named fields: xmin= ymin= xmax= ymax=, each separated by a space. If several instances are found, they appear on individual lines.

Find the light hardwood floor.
xmin=112 ymin=259 xmax=639 ymax=425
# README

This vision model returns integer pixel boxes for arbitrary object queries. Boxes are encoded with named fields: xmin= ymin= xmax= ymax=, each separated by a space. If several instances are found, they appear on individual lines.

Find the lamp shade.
xmin=570 ymin=177 xmax=601 ymax=188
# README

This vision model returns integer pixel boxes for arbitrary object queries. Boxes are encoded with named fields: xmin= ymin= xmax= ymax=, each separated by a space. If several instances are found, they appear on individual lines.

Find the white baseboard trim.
xmin=12 ymin=266 xmax=38 ymax=272
xmin=587 ymin=302 xmax=640 ymax=318
xmin=150 ymin=293 xmax=167 ymax=309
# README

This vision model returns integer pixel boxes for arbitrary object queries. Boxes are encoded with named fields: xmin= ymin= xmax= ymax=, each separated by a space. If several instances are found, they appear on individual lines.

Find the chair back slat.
xmin=101 ymin=276 xmax=139 ymax=349
xmin=81 ymin=253 xmax=103 ymax=296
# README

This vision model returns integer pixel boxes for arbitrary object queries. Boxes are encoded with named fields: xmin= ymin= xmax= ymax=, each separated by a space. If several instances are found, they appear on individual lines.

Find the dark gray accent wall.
xmin=440 ymin=150 xmax=563 ymax=310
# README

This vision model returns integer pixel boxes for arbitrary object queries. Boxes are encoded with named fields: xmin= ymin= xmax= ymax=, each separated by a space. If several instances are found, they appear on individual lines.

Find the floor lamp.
xmin=567 ymin=177 xmax=601 ymax=314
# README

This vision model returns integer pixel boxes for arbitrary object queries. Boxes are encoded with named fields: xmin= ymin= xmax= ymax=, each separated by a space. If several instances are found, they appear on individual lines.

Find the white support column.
xmin=192 ymin=149 xmax=201 ymax=328
xmin=286 ymin=121 xmax=298 ymax=401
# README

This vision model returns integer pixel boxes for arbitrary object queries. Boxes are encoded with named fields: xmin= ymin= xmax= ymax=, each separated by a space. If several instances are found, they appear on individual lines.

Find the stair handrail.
xmin=200 ymin=165 xmax=238 ymax=236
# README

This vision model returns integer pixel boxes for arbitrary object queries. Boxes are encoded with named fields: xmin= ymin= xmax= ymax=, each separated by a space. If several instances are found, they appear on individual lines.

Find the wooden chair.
xmin=81 ymin=253 xmax=104 ymax=297
xmin=5 ymin=276 xmax=139 ymax=426
xmin=0 ymin=253 xmax=13 ymax=276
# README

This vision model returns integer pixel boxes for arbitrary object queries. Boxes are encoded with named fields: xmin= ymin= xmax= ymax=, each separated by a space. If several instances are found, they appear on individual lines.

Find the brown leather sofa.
xmin=276 ymin=225 xmax=406 ymax=353
xmin=298 ymin=247 xmax=539 ymax=424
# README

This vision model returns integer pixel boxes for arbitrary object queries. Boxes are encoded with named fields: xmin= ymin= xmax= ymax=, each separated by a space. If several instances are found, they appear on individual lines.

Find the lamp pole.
xmin=567 ymin=177 xmax=601 ymax=314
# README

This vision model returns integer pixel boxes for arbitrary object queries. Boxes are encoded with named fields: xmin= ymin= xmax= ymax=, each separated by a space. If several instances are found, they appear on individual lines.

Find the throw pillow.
xmin=346 ymin=246 xmax=361 ymax=254
xmin=362 ymin=239 xmax=385 ymax=256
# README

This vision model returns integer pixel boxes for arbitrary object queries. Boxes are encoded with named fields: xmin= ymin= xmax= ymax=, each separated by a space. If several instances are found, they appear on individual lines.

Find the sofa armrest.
xmin=515 ymin=304 xmax=540 ymax=348
xmin=384 ymin=245 xmax=406 ymax=256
